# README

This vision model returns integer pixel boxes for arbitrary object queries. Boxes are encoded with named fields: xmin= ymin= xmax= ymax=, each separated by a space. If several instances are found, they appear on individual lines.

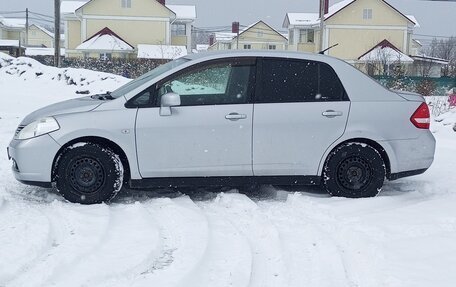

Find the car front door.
xmin=135 ymin=58 xmax=256 ymax=178
xmin=253 ymin=58 xmax=350 ymax=176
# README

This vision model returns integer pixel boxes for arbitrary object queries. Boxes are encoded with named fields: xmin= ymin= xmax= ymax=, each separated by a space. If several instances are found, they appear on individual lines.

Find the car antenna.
xmin=319 ymin=43 xmax=339 ymax=55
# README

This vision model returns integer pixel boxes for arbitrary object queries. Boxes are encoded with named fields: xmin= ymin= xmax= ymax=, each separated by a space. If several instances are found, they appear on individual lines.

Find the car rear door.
xmin=135 ymin=57 xmax=256 ymax=178
xmin=253 ymin=57 xmax=350 ymax=176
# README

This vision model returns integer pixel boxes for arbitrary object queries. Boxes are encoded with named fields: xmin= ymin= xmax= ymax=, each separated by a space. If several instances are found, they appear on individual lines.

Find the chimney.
xmin=157 ymin=0 xmax=165 ymax=5
xmin=232 ymin=22 xmax=240 ymax=34
xmin=320 ymin=0 xmax=330 ymax=17
xmin=209 ymin=34 xmax=215 ymax=46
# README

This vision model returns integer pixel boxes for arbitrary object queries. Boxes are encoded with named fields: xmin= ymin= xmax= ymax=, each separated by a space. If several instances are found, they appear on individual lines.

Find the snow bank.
xmin=433 ymin=108 xmax=456 ymax=133
xmin=0 ymin=52 xmax=130 ymax=96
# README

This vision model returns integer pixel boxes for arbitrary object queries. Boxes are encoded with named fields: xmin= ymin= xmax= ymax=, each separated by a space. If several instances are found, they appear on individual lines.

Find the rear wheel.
xmin=323 ymin=143 xmax=385 ymax=198
xmin=55 ymin=143 xmax=124 ymax=204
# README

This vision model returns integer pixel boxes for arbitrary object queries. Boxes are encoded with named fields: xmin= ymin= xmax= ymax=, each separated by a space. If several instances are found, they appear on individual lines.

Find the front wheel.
xmin=323 ymin=143 xmax=385 ymax=198
xmin=55 ymin=143 xmax=124 ymax=204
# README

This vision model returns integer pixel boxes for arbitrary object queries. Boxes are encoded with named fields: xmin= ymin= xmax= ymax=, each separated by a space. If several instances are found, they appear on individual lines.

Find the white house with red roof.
xmin=61 ymin=0 xmax=196 ymax=59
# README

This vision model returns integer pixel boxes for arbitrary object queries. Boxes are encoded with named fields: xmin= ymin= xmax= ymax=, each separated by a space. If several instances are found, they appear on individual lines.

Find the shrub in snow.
xmin=29 ymin=56 xmax=169 ymax=79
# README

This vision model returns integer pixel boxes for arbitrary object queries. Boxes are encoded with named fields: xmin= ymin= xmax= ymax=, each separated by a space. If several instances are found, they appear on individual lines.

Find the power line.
xmin=29 ymin=11 xmax=54 ymax=19
xmin=414 ymin=33 xmax=454 ymax=39
xmin=0 ymin=10 xmax=25 ymax=14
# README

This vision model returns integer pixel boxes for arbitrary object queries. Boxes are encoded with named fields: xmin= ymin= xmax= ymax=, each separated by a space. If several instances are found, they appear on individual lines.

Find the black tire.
xmin=55 ymin=143 xmax=124 ymax=204
xmin=323 ymin=142 xmax=385 ymax=198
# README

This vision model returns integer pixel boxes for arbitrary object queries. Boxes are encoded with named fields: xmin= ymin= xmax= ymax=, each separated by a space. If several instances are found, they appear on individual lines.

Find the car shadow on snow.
xmin=114 ymin=184 xmax=330 ymax=204
xmin=10 ymin=179 xmax=423 ymax=205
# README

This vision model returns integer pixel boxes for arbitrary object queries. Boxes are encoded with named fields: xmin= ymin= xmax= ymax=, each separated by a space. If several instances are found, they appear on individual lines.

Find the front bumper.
xmin=8 ymin=134 xmax=61 ymax=185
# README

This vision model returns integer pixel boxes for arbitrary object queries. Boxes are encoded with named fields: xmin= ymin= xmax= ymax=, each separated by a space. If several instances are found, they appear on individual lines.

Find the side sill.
xmin=18 ymin=180 xmax=53 ymax=188
xmin=388 ymin=168 xmax=428 ymax=181
xmin=129 ymin=176 xmax=321 ymax=189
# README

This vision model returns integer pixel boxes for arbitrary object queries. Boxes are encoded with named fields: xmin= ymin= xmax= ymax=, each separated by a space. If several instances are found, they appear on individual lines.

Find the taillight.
xmin=410 ymin=102 xmax=430 ymax=129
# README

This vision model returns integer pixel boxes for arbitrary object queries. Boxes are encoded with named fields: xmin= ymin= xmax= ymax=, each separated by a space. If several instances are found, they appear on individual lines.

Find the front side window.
xmin=257 ymin=58 xmax=346 ymax=103
xmin=157 ymin=59 xmax=255 ymax=106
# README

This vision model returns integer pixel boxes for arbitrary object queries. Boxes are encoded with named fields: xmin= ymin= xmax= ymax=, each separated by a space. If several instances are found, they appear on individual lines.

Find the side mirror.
xmin=160 ymin=92 xmax=181 ymax=116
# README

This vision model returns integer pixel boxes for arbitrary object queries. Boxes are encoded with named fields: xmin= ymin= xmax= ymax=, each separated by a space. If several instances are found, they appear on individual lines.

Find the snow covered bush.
xmin=30 ymin=56 xmax=168 ymax=79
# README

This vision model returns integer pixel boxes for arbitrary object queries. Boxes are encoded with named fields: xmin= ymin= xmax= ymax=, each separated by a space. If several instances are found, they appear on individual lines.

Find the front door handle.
xmin=225 ymin=113 xmax=247 ymax=121
xmin=322 ymin=110 xmax=343 ymax=118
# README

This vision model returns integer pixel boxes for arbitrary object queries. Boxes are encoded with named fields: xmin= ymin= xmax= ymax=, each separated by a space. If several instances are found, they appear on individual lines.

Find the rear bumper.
xmin=385 ymin=131 xmax=436 ymax=174
xmin=8 ymin=134 xmax=61 ymax=184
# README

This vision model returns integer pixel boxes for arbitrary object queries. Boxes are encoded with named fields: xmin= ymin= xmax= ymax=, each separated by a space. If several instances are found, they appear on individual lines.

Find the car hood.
xmin=21 ymin=96 xmax=104 ymax=125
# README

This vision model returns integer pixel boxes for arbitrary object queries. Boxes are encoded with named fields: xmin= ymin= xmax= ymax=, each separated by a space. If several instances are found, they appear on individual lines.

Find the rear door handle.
xmin=225 ymin=113 xmax=247 ymax=121
xmin=322 ymin=110 xmax=343 ymax=118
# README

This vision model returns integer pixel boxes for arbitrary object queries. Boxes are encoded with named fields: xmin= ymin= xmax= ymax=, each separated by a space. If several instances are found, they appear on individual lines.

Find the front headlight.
xmin=16 ymin=117 xmax=60 ymax=140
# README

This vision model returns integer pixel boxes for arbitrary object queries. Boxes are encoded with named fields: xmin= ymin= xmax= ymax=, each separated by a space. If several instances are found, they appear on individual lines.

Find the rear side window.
xmin=257 ymin=58 xmax=346 ymax=103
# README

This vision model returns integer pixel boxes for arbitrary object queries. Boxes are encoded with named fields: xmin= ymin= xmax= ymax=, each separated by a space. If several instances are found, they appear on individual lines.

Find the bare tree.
xmin=434 ymin=36 xmax=456 ymax=77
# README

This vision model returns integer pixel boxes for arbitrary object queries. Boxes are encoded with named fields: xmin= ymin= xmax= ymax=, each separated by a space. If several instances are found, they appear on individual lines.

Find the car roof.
xmin=183 ymin=50 xmax=335 ymax=63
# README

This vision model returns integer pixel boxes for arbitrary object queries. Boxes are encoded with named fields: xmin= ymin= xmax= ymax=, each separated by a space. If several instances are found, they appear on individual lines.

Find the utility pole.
xmin=319 ymin=0 xmax=325 ymax=52
xmin=54 ymin=0 xmax=61 ymax=67
xmin=25 ymin=8 xmax=29 ymax=47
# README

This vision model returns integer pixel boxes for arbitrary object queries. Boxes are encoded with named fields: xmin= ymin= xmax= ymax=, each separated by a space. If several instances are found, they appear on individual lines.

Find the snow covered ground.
xmin=1 ymin=53 xmax=456 ymax=287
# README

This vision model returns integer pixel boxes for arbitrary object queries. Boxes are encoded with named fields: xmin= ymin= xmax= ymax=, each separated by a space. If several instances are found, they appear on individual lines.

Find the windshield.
xmin=110 ymin=58 xmax=190 ymax=98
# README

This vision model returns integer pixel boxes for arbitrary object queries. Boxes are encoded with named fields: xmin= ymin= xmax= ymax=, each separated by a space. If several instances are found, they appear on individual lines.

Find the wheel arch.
xmin=320 ymin=138 xmax=392 ymax=178
xmin=51 ymin=136 xmax=131 ymax=184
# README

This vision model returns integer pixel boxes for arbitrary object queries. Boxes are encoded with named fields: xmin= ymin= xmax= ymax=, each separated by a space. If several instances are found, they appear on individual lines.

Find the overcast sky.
xmin=0 ymin=0 xmax=454 ymax=41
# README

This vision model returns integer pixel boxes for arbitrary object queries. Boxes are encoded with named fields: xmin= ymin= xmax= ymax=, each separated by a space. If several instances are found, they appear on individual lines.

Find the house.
xmin=209 ymin=20 xmax=288 ymax=51
xmin=1 ymin=16 xmax=64 ymax=50
xmin=0 ymin=40 xmax=25 ymax=57
xmin=61 ymin=0 xmax=196 ymax=59
xmin=283 ymin=0 xmax=419 ymax=70
xmin=0 ymin=17 xmax=26 ymax=44
xmin=27 ymin=24 xmax=56 ymax=48
xmin=408 ymin=55 xmax=450 ymax=78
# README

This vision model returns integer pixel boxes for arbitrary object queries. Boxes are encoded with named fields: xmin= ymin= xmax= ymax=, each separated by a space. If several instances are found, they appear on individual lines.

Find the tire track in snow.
xmin=0 ymin=200 xmax=51 ymax=284
xmin=261 ymin=192 xmax=386 ymax=287
xmin=178 ymin=197 xmax=253 ymax=287
xmin=183 ymin=203 xmax=253 ymax=287
xmin=48 ymin=202 xmax=162 ymax=287
xmin=7 ymin=201 xmax=111 ymax=287
xmin=257 ymin=194 xmax=353 ymax=287
xmin=96 ymin=196 xmax=210 ymax=287
xmin=204 ymin=192 xmax=289 ymax=287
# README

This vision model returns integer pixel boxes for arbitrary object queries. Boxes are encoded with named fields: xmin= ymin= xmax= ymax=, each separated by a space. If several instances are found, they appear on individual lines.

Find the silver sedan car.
xmin=8 ymin=51 xmax=435 ymax=204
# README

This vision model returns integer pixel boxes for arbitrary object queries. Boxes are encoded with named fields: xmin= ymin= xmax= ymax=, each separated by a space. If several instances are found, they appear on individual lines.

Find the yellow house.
xmin=283 ymin=0 xmax=419 ymax=63
xmin=28 ymin=24 xmax=55 ymax=48
xmin=61 ymin=0 xmax=196 ymax=58
xmin=209 ymin=21 xmax=288 ymax=51
xmin=0 ymin=17 xmax=26 ymax=43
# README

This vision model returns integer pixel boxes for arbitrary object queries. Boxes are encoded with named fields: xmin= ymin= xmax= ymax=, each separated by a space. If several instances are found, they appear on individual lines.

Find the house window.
xmin=299 ymin=29 xmax=314 ymax=43
xmin=268 ymin=45 xmax=276 ymax=50
xmin=100 ymin=53 xmax=112 ymax=61
xmin=121 ymin=0 xmax=131 ymax=8
xmin=244 ymin=44 xmax=251 ymax=50
xmin=257 ymin=31 xmax=264 ymax=37
xmin=171 ymin=24 xmax=186 ymax=36
xmin=363 ymin=8 xmax=373 ymax=19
